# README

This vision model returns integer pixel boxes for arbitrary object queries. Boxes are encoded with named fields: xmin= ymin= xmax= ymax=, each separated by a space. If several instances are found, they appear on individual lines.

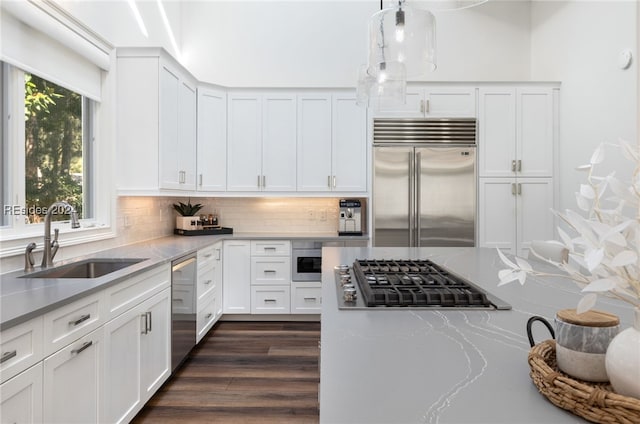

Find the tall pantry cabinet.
xmin=478 ymin=86 xmax=558 ymax=256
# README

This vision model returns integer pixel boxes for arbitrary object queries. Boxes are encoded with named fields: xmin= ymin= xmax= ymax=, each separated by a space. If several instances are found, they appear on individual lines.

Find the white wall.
xmin=530 ymin=0 xmax=638 ymax=213
xmin=181 ymin=0 xmax=532 ymax=86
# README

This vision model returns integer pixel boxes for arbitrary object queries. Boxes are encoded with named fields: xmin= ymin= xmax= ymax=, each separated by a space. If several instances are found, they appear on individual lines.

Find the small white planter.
xmin=176 ymin=216 xmax=198 ymax=231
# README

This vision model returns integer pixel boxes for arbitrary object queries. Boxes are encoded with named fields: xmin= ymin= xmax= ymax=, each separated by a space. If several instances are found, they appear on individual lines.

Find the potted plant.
xmin=173 ymin=199 xmax=203 ymax=231
xmin=497 ymin=139 xmax=640 ymax=398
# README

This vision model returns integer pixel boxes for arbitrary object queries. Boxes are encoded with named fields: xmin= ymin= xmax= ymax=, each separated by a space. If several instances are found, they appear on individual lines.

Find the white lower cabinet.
xmin=251 ymin=285 xmax=291 ymax=314
xmin=291 ymin=282 xmax=322 ymax=314
xmin=103 ymin=288 xmax=171 ymax=424
xmin=0 ymin=362 xmax=43 ymax=424
xmin=223 ymin=240 xmax=252 ymax=313
xmin=43 ymin=327 xmax=104 ymax=423
xmin=197 ymin=295 xmax=218 ymax=343
xmin=479 ymin=177 xmax=554 ymax=257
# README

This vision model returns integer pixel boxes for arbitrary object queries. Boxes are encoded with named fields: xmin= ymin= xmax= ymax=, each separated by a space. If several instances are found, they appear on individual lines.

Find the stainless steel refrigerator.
xmin=373 ymin=118 xmax=477 ymax=247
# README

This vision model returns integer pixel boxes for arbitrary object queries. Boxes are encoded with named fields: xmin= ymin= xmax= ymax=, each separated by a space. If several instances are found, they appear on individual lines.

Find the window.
xmin=23 ymin=72 xmax=93 ymax=224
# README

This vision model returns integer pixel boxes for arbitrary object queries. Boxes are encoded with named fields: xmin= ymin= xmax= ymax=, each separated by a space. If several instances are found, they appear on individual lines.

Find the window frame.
xmin=0 ymin=62 xmax=115 ymax=258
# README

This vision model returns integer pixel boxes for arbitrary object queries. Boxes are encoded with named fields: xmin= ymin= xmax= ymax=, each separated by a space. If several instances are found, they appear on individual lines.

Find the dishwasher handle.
xmin=172 ymin=256 xmax=196 ymax=272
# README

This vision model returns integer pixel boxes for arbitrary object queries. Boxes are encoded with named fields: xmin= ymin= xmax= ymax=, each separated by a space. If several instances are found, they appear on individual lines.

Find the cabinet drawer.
xmin=251 ymin=286 xmax=290 ymax=314
xmin=251 ymin=256 xmax=291 ymax=285
xmin=291 ymin=283 xmax=322 ymax=314
xmin=43 ymin=292 xmax=104 ymax=357
xmin=0 ymin=316 xmax=44 ymax=384
xmin=197 ymin=262 xmax=216 ymax=301
xmin=196 ymin=296 xmax=218 ymax=343
xmin=250 ymin=240 xmax=290 ymax=256
xmin=197 ymin=245 xmax=218 ymax=269
xmin=104 ymin=264 xmax=170 ymax=320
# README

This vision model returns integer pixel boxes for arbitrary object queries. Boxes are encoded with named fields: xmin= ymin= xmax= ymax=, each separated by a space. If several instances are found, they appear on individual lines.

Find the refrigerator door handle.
xmin=408 ymin=151 xmax=415 ymax=247
xmin=415 ymin=151 xmax=422 ymax=247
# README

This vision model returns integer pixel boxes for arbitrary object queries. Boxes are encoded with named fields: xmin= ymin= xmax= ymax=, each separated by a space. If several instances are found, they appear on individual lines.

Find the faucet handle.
xmin=25 ymin=242 xmax=36 ymax=272
xmin=52 ymin=228 xmax=59 ymax=243
xmin=51 ymin=229 xmax=60 ymax=260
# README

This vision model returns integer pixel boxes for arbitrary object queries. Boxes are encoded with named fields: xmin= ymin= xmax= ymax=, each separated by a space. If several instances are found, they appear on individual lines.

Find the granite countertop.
xmin=319 ymin=246 xmax=635 ymax=424
xmin=1 ymin=232 xmax=368 ymax=330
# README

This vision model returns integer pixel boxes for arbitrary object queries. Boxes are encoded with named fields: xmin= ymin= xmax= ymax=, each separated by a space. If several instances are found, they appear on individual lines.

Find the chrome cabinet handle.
xmin=511 ymin=183 xmax=517 ymax=195
xmin=257 ymin=175 xmax=261 ymax=188
xmin=203 ymin=253 xmax=213 ymax=258
xmin=420 ymin=99 xmax=424 ymax=114
xmin=264 ymin=270 xmax=276 ymax=274
xmin=199 ymin=174 xmax=203 ymax=186
xmin=264 ymin=247 xmax=277 ymax=251
xmin=69 ymin=314 xmax=90 ymax=327
xmin=71 ymin=341 xmax=93 ymax=355
xmin=327 ymin=175 xmax=331 ymax=188
xmin=204 ymin=279 xmax=213 ymax=285
xmin=262 ymin=175 xmax=266 ymax=188
xmin=517 ymin=160 xmax=522 ymax=172
xmin=303 ymin=297 xmax=317 ymax=302
xmin=1 ymin=350 xmax=17 ymax=364
xmin=264 ymin=299 xmax=277 ymax=303
xmin=425 ymin=99 xmax=430 ymax=114
xmin=141 ymin=313 xmax=148 ymax=334
xmin=147 ymin=311 xmax=152 ymax=332
xmin=332 ymin=176 xmax=336 ymax=188
xmin=517 ymin=183 xmax=522 ymax=195
xmin=215 ymin=248 xmax=221 ymax=260
xmin=205 ymin=313 xmax=213 ymax=319
xmin=511 ymin=160 xmax=517 ymax=172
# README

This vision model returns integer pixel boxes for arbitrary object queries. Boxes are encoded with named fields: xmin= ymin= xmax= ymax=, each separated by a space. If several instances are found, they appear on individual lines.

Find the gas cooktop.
xmin=335 ymin=259 xmax=511 ymax=310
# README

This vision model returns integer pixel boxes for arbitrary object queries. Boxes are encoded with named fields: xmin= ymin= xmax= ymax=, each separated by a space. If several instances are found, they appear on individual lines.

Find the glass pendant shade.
xmin=368 ymin=4 xmax=436 ymax=79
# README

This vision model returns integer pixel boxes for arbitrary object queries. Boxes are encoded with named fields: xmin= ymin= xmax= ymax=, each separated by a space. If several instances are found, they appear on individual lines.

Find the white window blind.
xmin=0 ymin=0 xmax=112 ymax=101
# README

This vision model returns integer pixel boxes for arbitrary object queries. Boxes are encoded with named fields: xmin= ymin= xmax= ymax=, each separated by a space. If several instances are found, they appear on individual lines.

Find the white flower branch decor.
xmin=497 ymin=140 xmax=640 ymax=314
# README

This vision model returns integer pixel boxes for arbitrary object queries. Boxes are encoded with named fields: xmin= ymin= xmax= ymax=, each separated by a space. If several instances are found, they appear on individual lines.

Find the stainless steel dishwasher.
xmin=171 ymin=253 xmax=197 ymax=372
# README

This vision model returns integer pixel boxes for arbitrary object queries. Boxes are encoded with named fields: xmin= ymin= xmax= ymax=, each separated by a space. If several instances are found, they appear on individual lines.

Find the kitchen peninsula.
xmin=319 ymin=246 xmax=635 ymax=423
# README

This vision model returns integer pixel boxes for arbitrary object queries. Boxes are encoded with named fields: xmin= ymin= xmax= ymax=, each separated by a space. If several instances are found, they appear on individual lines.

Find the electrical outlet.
xmin=307 ymin=209 xmax=316 ymax=220
xmin=159 ymin=208 xmax=163 ymax=221
xmin=124 ymin=215 xmax=131 ymax=227
xmin=319 ymin=209 xmax=327 ymax=221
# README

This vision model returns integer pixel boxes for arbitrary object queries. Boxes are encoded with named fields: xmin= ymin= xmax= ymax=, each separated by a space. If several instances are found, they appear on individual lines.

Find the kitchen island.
xmin=319 ymin=247 xmax=635 ymax=424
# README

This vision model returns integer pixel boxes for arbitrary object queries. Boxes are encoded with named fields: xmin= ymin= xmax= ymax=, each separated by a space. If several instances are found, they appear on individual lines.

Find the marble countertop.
xmin=319 ymin=246 xmax=635 ymax=424
xmin=1 ymin=232 xmax=368 ymax=330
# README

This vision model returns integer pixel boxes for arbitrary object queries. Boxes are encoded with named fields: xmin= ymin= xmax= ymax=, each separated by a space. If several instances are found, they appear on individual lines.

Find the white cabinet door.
xmin=159 ymin=63 xmax=181 ymax=190
xmin=227 ymin=95 xmax=262 ymax=191
xmin=478 ymin=178 xmax=517 ymax=252
xmin=424 ymin=87 xmax=476 ymax=117
xmin=262 ymin=94 xmax=297 ymax=191
xmin=197 ymin=87 xmax=227 ymax=191
xmin=371 ymin=89 xmax=423 ymax=117
xmin=478 ymin=87 xmax=516 ymax=178
xmin=332 ymin=94 xmax=367 ymax=192
xmin=222 ymin=240 xmax=251 ymax=313
xmin=178 ymin=79 xmax=197 ymax=189
xmin=517 ymin=178 xmax=555 ymax=257
xmin=140 ymin=289 xmax=171 ymax=403
xmin=0 ymin=363 xmax=43 ymax=424
xmin=517 ymin=88 xmax=554 ymax=177
xmin=102 ymin=303 xmax=143 ymax=424
xmin=0 ymin=315 xmax=43 ymax=384
xmin=43 ymin=327 xmax=103 ymax=424
xmin=297 ymin=94 xmax=332 ymax=191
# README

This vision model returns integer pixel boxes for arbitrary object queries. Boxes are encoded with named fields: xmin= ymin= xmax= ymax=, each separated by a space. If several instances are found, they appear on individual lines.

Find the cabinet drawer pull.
xmin=71 ymin=341 xmax=93 ymax=355
xmin=141 ymin=313 xmax=148 ymax=334
xmin=147 ymin=311 xmax=152 ymax=332
xmin=204 ymin=279 xmax=213 ymax=285
xmin=264 ymin=299 xmax=277 ymax=303
xmin=264 ymin=270 xmax=276 ymax=274
xmin=205 ymin=313 xmax=213 ymax=319
xmin=69 ymin=314 xmax=91 ymax=327
xmin=203 ymin=253 xmax=213 ymax=258
xmin=264 ymin=247 xmax=277 ymax=252
xmin=0 ymin=350 xmax=17 ymax=364
xmin=303 ymin=297 xmax=317 ymax=302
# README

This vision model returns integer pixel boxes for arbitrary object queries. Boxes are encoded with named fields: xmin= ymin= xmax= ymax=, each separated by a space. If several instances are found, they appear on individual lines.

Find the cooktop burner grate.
xmin=353 ymin=259 xmax=492 ymax=308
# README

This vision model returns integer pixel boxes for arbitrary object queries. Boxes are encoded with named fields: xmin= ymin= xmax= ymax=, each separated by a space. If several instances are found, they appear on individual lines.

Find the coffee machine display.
xmin=339 ymin=199 xmax=363 ymax=236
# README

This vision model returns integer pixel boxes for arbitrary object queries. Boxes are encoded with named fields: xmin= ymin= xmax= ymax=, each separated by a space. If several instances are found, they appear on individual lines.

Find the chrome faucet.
xmin=41 ymin=201 xmax=80 ymax=268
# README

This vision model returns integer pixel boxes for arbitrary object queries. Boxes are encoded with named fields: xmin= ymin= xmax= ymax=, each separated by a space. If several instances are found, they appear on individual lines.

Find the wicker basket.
xmin=528 ymin=339 xmax=640 ymax=423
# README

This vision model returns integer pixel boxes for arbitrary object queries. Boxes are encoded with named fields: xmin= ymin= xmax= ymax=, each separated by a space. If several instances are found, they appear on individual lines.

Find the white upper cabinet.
xmin=373 ymin=86 xmax=476 ymax=118
xmin=197 ymin=86 xmax=227 ymax=192
xmin=478 ymin=86 xmax=554 ymax=178
xmin=297 ymin=94 xmax=333 ymax=191
xmin=227 ymin=92 xmax=297 ymax=192
xmin=116 ymin=48 xmax=197 ymax=193
xmin=297 ymin=92 xmax=367 ymax=192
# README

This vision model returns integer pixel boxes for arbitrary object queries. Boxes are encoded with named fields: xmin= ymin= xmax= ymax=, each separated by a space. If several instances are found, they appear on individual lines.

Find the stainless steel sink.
xmin=21 ymin=258 xmax=147 ymax=279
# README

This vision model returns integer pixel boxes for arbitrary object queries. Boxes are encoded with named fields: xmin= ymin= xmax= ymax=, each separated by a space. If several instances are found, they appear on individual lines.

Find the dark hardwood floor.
xmin=132 ymin=321 xmax=321 ymax=424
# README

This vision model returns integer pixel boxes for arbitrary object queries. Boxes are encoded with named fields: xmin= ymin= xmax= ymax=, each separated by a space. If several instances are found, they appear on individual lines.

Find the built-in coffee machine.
xmin=338 ymin=199 xmax=363 ymax=236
